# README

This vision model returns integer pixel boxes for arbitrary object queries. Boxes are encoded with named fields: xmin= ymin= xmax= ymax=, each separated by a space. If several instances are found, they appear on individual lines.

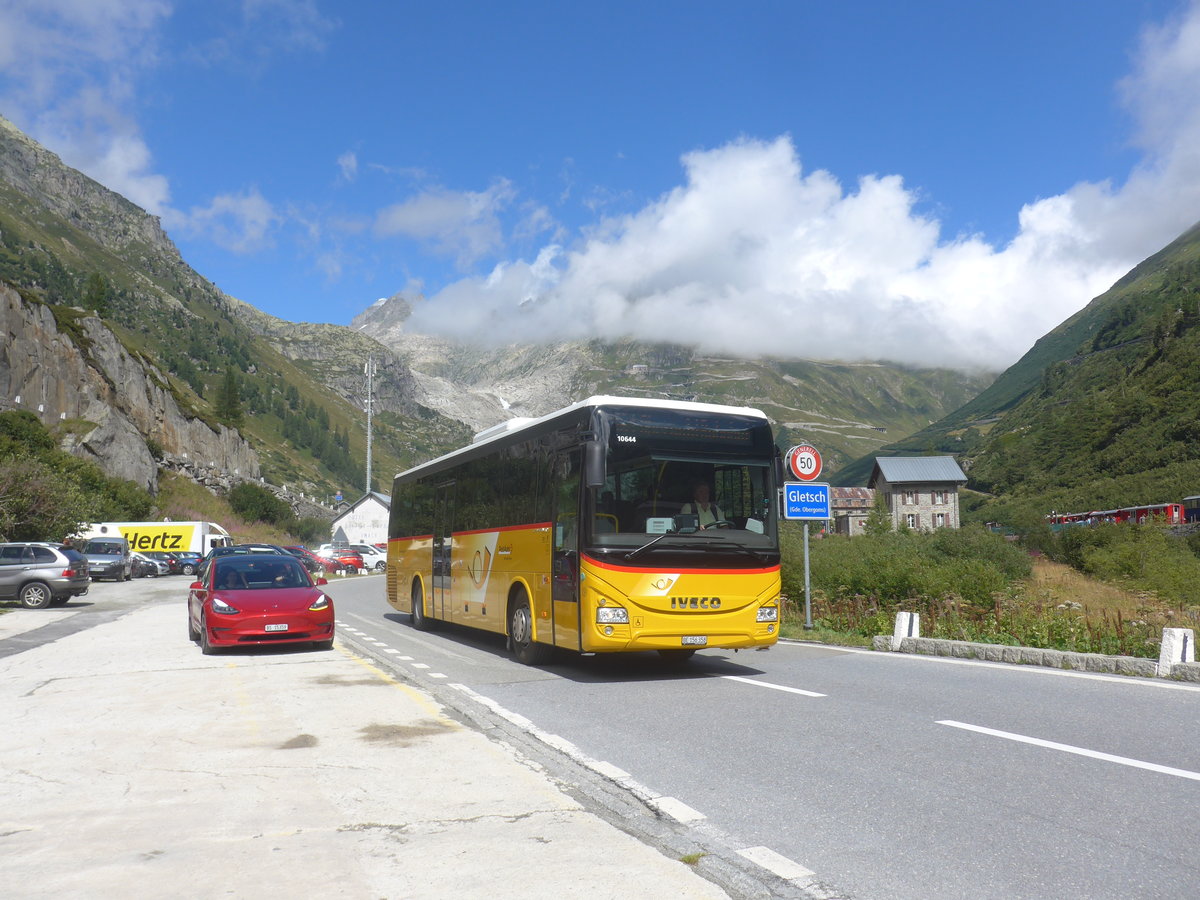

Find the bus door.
xmin=551 ymin=450 xmax=582 ymax=649
xmin=432 ymin=481 xmax=455 ymax=621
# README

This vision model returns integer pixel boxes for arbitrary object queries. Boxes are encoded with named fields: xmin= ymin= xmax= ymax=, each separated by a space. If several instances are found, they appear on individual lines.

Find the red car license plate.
xmin=265 ymin=623 xmax=288 ymax=632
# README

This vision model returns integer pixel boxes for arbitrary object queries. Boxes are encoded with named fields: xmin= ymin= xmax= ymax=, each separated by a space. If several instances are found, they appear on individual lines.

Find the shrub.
xmin=228 ymin=482 xmax=292 ymax=526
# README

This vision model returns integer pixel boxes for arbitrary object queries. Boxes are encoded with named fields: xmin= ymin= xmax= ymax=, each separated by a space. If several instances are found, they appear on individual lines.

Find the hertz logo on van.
xmin=120 ymin=526 xmax=195 ymax=552
xmin=670 ymin=597 xmax=721 ymax=609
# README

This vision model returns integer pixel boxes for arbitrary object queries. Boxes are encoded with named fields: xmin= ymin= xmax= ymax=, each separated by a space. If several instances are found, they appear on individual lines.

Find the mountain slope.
xmin=835 ymin=220 xmax=1200 ymax=517
xmin=353 ymin=297 xmax=994 ymax=473
xmin=0 ymin=115 xmax=466 ymax=499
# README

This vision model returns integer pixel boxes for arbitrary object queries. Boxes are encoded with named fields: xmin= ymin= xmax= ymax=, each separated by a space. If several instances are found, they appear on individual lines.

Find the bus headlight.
xmin=596 ymin=607 xmax=629 ymax=624
xmin=756 ymin=606 xmax=779 ymax=622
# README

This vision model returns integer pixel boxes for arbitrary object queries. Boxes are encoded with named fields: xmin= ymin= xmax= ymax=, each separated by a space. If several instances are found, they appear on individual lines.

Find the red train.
xmin=1048 ymin=501 xmax=1188 ymax=528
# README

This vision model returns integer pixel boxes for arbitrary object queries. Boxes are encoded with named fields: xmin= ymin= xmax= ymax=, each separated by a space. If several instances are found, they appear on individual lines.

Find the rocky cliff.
xmin=0 ymin=284 xmax=259 ymax=491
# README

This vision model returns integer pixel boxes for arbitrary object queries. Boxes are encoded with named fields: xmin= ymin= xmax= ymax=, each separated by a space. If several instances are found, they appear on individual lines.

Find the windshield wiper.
xmin=700 ymin=539 xmax=768 ymax=562
xmin=624 ymin=532 xmax=680 ymax=560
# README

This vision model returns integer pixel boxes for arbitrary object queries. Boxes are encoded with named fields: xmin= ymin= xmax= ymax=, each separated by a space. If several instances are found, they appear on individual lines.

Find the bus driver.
xmin=681 ymin=482 xmax=723 ymax=529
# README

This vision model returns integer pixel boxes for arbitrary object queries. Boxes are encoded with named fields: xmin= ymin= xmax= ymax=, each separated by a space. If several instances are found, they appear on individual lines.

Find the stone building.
xmin=868 ymin=456 xmax=968 ymax=531
xmin=831 ymin=487 xmax=876 ymax=535
xmin=330 ymin=491 xmax=391 ymax=546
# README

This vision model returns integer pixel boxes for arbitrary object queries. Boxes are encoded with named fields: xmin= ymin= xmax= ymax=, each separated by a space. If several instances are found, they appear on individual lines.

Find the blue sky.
xmin=3 ymin=1 xmax=1200 ymax=370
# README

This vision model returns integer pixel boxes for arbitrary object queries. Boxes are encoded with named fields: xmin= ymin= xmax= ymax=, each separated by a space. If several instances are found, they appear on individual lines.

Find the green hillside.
xmin=0 ymin=121 xmax=466 ymax=499
xmin=835 ymin=220 xmax=1200 ymax=524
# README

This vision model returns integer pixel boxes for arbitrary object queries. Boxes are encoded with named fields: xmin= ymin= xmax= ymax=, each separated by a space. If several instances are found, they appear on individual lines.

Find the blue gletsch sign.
xmin=783 ymin=482 xmax=831 ymax=520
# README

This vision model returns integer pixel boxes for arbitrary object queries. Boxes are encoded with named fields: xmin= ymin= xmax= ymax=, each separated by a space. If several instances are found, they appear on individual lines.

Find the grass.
xmin=780 ymin=555 xmax=1200 ymax=659
xmin=156 ymin=471 xmax=312 ymax=547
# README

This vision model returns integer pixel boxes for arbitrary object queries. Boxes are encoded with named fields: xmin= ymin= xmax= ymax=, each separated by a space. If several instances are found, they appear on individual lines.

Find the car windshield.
xmin=86 ymin=543 xmax=121 ymax=555
xmin=211 ymin=557 xmax=311 ymax=590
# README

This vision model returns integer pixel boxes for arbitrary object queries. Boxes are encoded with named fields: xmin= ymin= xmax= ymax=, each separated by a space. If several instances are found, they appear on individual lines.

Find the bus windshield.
xmin=589 ymin=457 xmax=775 ymax=547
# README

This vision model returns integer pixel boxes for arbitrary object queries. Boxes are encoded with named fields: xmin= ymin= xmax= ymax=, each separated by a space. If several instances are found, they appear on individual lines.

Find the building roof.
xmin=831 ymin=487 xmax=874 ymax=500
xmin=869 ymin=456 xmax=967 ymax=487
xmin=333 ymin=491 xmax=391 ymax=522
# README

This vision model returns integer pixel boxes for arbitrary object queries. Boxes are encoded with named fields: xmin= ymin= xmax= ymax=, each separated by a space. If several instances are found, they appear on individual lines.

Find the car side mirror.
xmin=189 ymin=580 xmax=203 ymax=590
xmin=315 ymin=577 xmax=328 ymax=586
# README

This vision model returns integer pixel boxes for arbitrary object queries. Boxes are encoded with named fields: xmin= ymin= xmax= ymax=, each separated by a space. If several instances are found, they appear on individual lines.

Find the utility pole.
xmin=363 ymin=356 xmax=378 ymax=494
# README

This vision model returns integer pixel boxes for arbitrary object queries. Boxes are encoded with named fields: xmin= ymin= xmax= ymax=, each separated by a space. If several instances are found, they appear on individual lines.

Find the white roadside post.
xmin=893 ymin=611 xmax=920 ymax=651
xmin=1158 ymin=628 xmax=1195 ymax=677
xmin=782 ymin=443 xmax=828 ymax=633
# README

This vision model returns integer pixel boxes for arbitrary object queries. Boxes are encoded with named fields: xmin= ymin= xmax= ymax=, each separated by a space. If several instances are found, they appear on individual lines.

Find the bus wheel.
xmin=657 ymin=649 xmax=697 ymax=663
xmin=509 ymin=590 xmax=552 ymax=666
xmin=411 ymin=580 xmax=433 ymax=631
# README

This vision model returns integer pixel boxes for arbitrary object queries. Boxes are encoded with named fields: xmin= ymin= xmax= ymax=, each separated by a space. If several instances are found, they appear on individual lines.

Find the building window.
xmin=905 ymin=513 xmax=918 ymax=529
xmin=934 ymin=512 xmax=946 ymax=528
xmin=933 ymin=490 xmax=948 ymax=505
xmin=903 ymin=490 xmax=917 ymax=505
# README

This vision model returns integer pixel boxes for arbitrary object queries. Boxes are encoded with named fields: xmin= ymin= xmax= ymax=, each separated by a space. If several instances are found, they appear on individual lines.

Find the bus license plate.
xmin=681 ymin=635 xmax=707 ymax=646
xmin=265 ymin=623 xmax=288 ymax=632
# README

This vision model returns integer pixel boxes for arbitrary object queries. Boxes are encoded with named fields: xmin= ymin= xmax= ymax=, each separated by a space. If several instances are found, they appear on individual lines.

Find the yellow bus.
xmin=386 ymin=396 xmax=782 ymax=664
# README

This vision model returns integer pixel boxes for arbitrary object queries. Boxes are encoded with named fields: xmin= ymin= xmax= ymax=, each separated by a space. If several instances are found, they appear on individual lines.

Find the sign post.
xmin=783 ymin=444 xmax=827 ymax=631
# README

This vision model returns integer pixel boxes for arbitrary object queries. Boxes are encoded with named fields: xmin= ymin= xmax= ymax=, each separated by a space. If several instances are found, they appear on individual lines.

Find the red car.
xmin=320 ymin=546 xmax=364 ymax=571
xmin=188 ymin=554 xmax=334 ymax=654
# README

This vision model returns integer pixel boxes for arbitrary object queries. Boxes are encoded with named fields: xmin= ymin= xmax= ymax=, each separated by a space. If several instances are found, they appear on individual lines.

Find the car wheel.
xmin=411 ymin=580 xmax=433 ymax=631
xmin=509 ymin=588 xmax=552 ymax=665
xmin=182 ymin=563 xmax=195 ymax=575
xmin=19 ymin=581 xmax=54 ymax=610
xmin=199 ymin=615 xmax=218 ymax=655
xmin=374 ymin=560 xmax=386 ymax=571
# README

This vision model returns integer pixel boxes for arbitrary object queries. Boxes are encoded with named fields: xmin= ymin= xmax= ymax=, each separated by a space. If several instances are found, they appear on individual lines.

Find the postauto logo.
xmin=119 ymin=524 xmax=196 ymax=552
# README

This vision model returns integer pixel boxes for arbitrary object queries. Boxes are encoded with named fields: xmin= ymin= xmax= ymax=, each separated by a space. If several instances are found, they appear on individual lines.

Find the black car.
xmin=195 ymin=544 xmax=290 ymax=580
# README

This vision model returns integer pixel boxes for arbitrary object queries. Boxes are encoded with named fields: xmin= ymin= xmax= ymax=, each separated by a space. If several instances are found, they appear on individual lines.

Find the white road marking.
xmin=646 ymin=795 xmax=705 ymax=823
xmin=737 ymin=845 xmax=815 ymax=881
xmin=938 ymin=720 xmax=1200 ymax=781
xmin=721 ymin=674 xmax=825 ymax=697
xmin=786 ymin=641 xmax=1200 ymax=692
xmin=411 ymin=662 xmax=430 ymax=669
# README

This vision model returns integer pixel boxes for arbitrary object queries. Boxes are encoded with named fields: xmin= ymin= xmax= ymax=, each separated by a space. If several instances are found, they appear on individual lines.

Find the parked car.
xmin=187 ymin=553 xmax=334 ymax=654
xmin=131 ymin=552 xmax=169 ymax=577
xmin=174 ymin=552 xmax=203 ymax=575
xmin=283 ymin=546 xmax=335 ymax=574
xmin=142 ymin=551 xmax=182 ymax=575
xmin=351 ymin=543 xmax=387 ymax=571
xmin=318 ymin=545 xmax=365 ymax=571
xmin=0 ymin=542 xmax=91 ymax=609
xmin=80 ymin=536 xmax=133 ymax=582
xmin=196 ymin=544 xmax=290 ymax=579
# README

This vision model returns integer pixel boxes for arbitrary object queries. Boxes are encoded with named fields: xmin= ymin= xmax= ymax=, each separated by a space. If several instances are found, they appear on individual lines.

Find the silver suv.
xmin=0 ymin=542 xmax=91 ymax=609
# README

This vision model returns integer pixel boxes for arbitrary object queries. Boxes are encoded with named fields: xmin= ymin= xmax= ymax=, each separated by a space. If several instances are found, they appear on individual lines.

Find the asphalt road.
xmin=328 ymin=575 xmax=1200 ymax=900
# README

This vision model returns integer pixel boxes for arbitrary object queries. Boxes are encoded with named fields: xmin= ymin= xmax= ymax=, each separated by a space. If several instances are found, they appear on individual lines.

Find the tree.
xmin=216 ymin=366 xmax=244 ymax=427
xmin=864 ymin=491 xmax=893 ymax=536
xmin=82 ymin=273 xmax=111 ymax=315
xmin=0 ymin=458 xmax=96 ymax=541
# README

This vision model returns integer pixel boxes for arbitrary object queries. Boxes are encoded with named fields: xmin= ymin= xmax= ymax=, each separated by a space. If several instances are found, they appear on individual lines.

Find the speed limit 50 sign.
xmin=785 ymin=444 xmax=822 ymax=482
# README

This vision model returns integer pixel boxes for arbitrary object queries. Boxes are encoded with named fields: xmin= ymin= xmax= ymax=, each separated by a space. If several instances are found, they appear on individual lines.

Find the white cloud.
xmin=374 ymin=180 xmax=517 ymax=268
xmin=409 ymin=1 xmax=1200 ymax=371
xmin=337 ymin=150 xmax=358 ymax=182
xmin=179 ymin=187 xmax=280 ymax=253
xmin=0 ymin=0 xmax=172 ymax=213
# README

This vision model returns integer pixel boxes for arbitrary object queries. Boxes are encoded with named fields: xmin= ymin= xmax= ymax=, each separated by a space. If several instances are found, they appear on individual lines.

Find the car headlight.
xmin=309 ymin=594 xmax=331 ymax=611
xmin=756 ymin=606 xmax=779 ymax=622
xmin=211 ymin=596 xmax=240 ymax=615
xmin=596 ymin=606 xmax=629 ymax=624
